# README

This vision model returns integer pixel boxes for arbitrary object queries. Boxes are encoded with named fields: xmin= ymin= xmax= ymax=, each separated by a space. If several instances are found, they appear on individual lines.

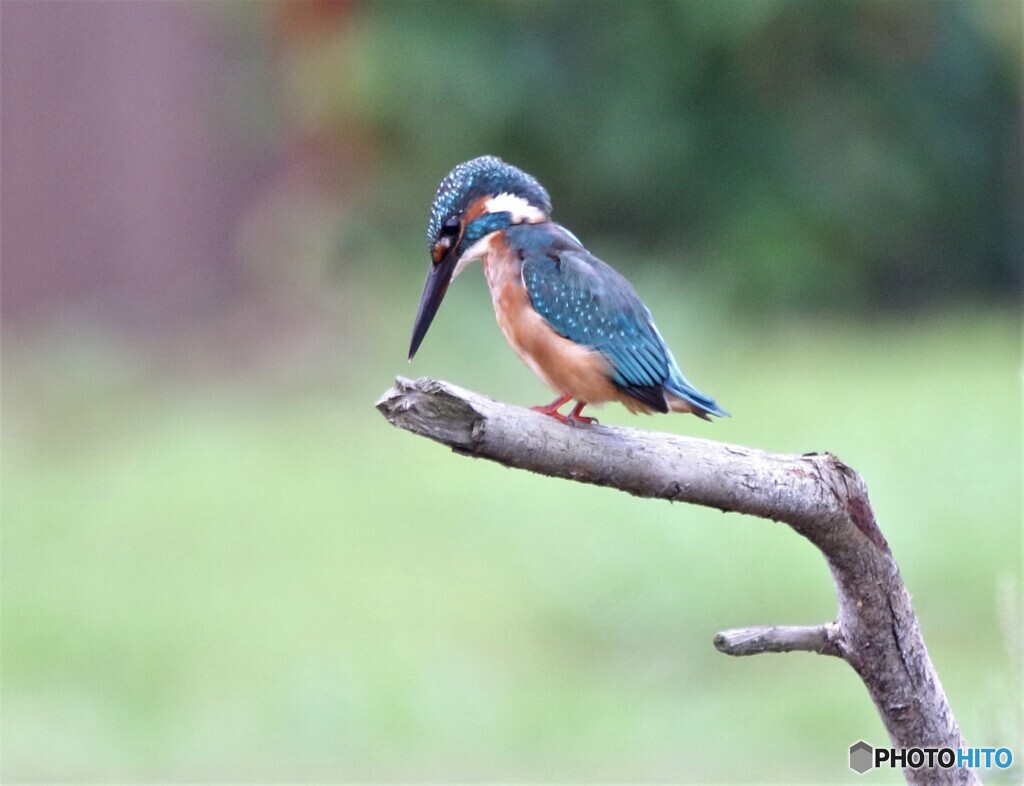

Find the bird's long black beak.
xmin=408 ymin=250 xmax=457 ymax=361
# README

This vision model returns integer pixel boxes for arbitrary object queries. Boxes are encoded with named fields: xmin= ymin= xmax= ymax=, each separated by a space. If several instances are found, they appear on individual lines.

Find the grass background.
xmin=3 ymin=298 xmax=1019 ymax=783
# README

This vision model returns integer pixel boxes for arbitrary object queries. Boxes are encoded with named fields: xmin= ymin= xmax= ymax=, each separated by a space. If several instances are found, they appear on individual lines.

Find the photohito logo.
xmin=849 ymin=741 xmax=1013 ymax=774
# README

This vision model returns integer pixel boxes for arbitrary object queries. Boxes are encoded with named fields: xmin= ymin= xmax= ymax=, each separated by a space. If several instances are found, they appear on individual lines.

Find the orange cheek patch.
xmin=464 ymin=196 xmax=490 ymax=223
xmin=431 ymin=238 xmax=450 ymax=263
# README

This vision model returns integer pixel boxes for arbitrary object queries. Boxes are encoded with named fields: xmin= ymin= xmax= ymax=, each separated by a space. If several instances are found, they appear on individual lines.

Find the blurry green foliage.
xmin=298 ymin=0 xmax=1020 ymax=312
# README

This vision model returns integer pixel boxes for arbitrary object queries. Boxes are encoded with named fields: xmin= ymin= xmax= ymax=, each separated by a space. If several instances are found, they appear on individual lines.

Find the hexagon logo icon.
xmin=850 ymin=741 xmax=874 ymax=774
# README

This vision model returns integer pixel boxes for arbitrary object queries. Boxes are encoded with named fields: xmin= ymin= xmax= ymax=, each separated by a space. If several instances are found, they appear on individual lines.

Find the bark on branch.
xmin=713 ymin=623 xmax=844 ymax=657
xmin=376 ymin=376 xmax=975 ymax=785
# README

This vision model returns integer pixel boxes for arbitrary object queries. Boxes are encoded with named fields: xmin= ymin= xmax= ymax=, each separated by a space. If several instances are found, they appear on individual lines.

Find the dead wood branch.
xmin=376 ymin=376 xmax=975 ymax=785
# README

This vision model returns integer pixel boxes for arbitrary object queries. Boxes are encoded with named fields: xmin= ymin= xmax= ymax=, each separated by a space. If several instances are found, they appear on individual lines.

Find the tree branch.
xmin=714 ymin=623 xmax=843 ymax=657
xmin=376 ymin=376 xmax=976 ymax=785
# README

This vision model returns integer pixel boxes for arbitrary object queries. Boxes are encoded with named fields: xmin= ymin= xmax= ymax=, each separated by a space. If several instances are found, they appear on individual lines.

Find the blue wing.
xmin=517 ymin=224 xmax=727 ymax=417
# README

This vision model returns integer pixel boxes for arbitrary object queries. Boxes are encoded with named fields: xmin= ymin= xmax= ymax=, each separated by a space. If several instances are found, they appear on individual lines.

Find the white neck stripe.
xmin=485 ymin=192 xmax=546 ymax=224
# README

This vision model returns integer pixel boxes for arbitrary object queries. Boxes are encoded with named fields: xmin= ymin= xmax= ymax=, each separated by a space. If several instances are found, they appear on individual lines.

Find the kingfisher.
xmin=408 ymin=156 xmax=728 ymax=425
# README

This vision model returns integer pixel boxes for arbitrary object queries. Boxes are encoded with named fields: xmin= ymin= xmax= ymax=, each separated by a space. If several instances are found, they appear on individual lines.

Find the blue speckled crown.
xmin=427 ymin=156 xmax=552 ymax=249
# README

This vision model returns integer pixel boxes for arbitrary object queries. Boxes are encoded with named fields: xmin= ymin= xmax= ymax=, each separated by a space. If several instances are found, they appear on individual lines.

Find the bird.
xmin=408 ymin=156 xmax=728 ymax=425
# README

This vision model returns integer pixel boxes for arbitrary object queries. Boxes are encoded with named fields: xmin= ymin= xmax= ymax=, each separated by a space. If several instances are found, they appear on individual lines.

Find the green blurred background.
xmin=2 ymin=1 xmax=1021 ymax=782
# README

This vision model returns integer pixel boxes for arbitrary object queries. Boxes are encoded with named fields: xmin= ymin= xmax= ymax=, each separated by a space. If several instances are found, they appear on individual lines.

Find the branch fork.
xmin=376 ymin=377 xmax=975 ymax=785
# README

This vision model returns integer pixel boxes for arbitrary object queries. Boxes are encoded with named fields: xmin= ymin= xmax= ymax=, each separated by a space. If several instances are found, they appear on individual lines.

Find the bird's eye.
xmin=440 ymin=217 xmax=460 ymax=237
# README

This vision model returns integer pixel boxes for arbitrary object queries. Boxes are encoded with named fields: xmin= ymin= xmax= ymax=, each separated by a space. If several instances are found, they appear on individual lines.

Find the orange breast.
xmin=481 ymin=239 xmax=621 ymax=406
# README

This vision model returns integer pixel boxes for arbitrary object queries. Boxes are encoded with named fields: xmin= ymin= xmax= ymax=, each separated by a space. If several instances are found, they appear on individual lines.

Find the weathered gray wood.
xmin=376 ymin=376 xmax=976 ymax=785
xmin=714 ymin=623 xmax=844 ymax=657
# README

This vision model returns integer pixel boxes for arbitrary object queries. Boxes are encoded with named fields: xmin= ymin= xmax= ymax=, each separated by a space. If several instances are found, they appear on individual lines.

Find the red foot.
xmin=530 ymin=395 xmax=598 ymax=426
xmin=531 ymin=393 xmax=571 ymax=423
xmin=567 ymin=401 xmax=598 ymax=426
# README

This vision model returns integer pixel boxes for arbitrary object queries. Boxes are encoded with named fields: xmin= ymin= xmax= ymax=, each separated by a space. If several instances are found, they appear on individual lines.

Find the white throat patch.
xmin=453 ymin=235 xmax=493 ymax=279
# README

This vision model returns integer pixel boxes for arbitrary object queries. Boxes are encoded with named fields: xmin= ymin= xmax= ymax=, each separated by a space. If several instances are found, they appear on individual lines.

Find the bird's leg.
xmin=566 ymin=401 xmax=598 ymax=426
xmin=531 ymin=393 xmax=572 ymax=423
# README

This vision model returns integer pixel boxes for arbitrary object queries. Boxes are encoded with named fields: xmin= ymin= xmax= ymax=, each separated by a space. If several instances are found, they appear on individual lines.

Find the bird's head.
xmin=409 ymin=156 xmax=551 ymax=360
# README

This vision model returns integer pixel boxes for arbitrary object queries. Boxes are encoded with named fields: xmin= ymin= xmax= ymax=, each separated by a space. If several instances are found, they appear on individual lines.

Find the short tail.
xmin=665 ymin=374 xmax=729 ymax=421
xmin=646 ymin=322 xmax=729 ymax=420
